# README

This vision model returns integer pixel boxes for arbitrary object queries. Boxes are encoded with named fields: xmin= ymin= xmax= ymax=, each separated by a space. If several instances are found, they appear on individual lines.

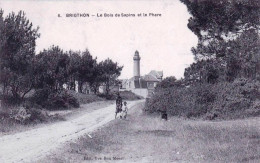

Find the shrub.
xmin=0 ymin=95 xmax=23 ymax=107
xmin=146 ymin=79 xmax=260 ymax=120
xmin=30 ymin=88 xmax=50 ymax=106
xmin=31 ymin=89 xmax=79 ymax=110
xmin=46 ymin=91 xmax=79 ymax=110
xmin=9 ymin=106 xmax=48 ymax=124
xmin=9 ymin=107 xmax=31 ymax=124
xmin=209 ymin=78 xmax=260 ymax=119
xmin=146 ymin=86 xmax=197 ymax=117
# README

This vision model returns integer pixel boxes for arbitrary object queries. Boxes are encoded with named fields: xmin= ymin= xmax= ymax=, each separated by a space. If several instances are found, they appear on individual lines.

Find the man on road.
xmin=115 ymin=93 xmax=123 ymax=119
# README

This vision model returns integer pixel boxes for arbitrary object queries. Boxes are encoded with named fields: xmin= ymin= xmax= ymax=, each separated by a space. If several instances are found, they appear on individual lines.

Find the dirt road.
xmin=0 ymin=100 xmax=143 ymax=163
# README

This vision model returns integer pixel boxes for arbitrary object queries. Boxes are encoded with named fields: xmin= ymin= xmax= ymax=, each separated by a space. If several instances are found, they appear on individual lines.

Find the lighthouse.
xmin=133 ymin=50 xmax=141 ymax=77
xmin=121 ymin=50 xmax=162 ymax=98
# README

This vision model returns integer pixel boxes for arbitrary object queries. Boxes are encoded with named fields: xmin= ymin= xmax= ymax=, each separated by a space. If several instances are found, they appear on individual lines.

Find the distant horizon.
xmin=0 ymin=0 xmax=198 ymax=79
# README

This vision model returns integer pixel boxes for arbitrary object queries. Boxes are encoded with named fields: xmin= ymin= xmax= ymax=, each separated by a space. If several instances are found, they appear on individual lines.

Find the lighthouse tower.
xmin=133 ymin=50 xmax=141 ymax=78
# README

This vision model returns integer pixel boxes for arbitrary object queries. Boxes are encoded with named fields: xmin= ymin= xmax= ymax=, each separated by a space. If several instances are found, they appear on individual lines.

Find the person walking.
xmin=115 ymin=93 xmax=122 ymax=119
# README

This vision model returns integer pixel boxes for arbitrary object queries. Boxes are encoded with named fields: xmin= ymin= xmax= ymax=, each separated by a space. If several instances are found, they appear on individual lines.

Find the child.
xmin=120 ymin=101 xmax=128 ymax=119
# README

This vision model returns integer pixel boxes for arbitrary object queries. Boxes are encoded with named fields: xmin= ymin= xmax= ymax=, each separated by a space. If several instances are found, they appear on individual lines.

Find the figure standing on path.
xmin=115 ymin=93 xmax=122 ymax=119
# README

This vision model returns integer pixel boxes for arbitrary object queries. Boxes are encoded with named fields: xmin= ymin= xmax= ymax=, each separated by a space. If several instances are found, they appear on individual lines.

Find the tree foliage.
xmin=98 ymin=58 xmax=123 ymax=95
xmin=0 ymin=10 xmax=40 ymax=103
xmin=66 ymin=50 xmax=81 ymax=91
xmin=0 ymin=10 xmax=123 ymax=107
xmin=181 ymin=0 xmax=260 ymax=41
xmin=77 ymin=49 xmax=97 ymax=93
xmin=155 ymin=76 xmax=177 ymax=89
xmin=180 ymin=0 xmax=260 ymax=82
xmin=146 ymin=1 xmax=260 ymax=120
xmin=34 ymin=46 xmax=69 ymax=92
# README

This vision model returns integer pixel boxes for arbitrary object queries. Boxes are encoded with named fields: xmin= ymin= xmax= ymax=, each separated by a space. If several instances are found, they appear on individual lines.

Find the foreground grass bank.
xmin=41 ymin=102 xmax=260 ymax=162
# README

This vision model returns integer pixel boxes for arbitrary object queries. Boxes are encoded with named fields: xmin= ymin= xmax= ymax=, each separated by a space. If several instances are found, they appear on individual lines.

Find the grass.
xmin=41 ymin=102 xmax=260 ymax=163
xmin=119 ymin=90 xmax=144 ymax=100
xmin=98 ymin=90 xmax=144 ymax=100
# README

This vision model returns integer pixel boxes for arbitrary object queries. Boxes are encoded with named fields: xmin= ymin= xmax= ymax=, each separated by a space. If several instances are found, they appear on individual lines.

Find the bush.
xmin=9 ymin=106 xmax=48 ymax=124
xmin=146 ymin=86 xmax=193 ymax=117
xmin=0 ymin=95 xmax=23 ymax=107
xmin=209 ymin=78 xmax=260 ymax=119
xmin=46 ymin=91 xmax=79 ymax=110
xmin=31 ymin=89 xmax=79 ymax=110
xmin=146 ymin=79 xmax=260 ymax=120
xmin=30 ymin=88 xmax=50 ymax=105
xmin=146 ymin=84 xmax=213 ymax=118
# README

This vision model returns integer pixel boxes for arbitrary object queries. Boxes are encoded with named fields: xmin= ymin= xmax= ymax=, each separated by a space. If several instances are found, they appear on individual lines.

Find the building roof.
xmin=148 ymin=70 xmax=163 ymax=79
xmin=128 ymin=74 xmax=160 ymax=82
xmin=141 ymin=74 xmax=160 ymax=82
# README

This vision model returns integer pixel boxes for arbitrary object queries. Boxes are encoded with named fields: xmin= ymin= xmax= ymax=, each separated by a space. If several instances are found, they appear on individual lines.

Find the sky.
xmin=0 ymin=0 xmax=198 ymax=79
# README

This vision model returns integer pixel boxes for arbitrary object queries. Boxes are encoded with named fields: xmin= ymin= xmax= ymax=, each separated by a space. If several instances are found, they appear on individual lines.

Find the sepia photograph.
xmin=0 ymin=0 xmax=259 ymax=162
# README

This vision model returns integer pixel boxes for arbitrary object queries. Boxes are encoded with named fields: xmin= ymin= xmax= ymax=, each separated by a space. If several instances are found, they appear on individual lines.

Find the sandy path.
xmin=0 ymin=100 xmax=143 ymax=163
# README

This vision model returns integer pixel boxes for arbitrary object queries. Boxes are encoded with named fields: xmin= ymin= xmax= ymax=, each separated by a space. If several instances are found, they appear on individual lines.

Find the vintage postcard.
xmin=0 ymin=0 xmax=259 ymax=162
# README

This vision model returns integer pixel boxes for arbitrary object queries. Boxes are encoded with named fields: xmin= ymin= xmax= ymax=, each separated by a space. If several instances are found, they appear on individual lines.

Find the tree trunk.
xmin=78 ymin=81 xmax=83 ymax=93
xmin=105 ymin=81 xmax=110 ymax=96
